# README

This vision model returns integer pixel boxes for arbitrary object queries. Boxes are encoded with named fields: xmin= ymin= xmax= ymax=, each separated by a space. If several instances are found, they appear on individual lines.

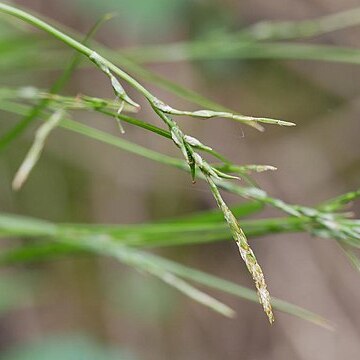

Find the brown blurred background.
xmin=1 ymin=0 xmax=360 ymax=359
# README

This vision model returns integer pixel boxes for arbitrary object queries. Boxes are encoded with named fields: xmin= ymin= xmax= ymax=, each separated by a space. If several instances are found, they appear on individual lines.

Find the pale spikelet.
xmin=207 ymin=176 xmax=274 ymax=323
xmin=233 ymin=228 xmax=274 ymax=323
xmin=89 ymin=51 xmax=140 ymax=110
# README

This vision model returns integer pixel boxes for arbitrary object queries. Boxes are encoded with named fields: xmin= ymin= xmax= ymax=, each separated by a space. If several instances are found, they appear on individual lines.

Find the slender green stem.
xmin=2 ymin=98 xmax=359 ymax=249
xmin=0 ymin=3 xmax=155 ymax=99
xmin=0 ymin=96 xmax=229 ymax=163
xmin=0 ymin=2 xmax=289 ymax=129
xmin=4 ymin=3 xmax=358 ymax=323
xmin=0 ymin=13 xmax=113 ymax=151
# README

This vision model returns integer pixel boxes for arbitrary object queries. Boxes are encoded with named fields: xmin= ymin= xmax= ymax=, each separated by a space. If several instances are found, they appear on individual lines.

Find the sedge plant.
xmin=0 ymin=3 xmax=359 ymax=327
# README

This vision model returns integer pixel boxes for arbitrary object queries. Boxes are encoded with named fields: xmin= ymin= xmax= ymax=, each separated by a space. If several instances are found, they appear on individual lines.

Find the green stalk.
xmin=2 ymin=98 xmax=359 ymax=249
xmin=0 ymin=3 xmax=290 ymax=129
xmin=0 ymin=3 xmax=153 ymax=98
xmin=0 ymin=13 xmax=114 ymax=150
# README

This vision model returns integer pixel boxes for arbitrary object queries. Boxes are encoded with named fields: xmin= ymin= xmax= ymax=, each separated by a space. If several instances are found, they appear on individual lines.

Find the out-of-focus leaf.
xmin=123 ymin=41 xmax=360 ymax=65
xmin=338 ymin=242 xmax=360 ymax=273
xmin=0 ymin=240 xmax=331 ymax=327
xmin=0 ymin=212 xmax=305 ymax=248
xmin=0 ymin=214 xmax=57 ymax=237
xmin=0 ymin=213 xmax=330 ymax=327
xmin=166 ymin=201 xmax=263 ymax=224
xmin=144 ymin=252 xmax=333 ymax=329
xmin=319 ymin=188 xmax=360 ymax=212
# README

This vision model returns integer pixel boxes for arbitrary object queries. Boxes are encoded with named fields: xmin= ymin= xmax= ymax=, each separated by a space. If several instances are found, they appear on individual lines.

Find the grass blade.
xmin=318 ymin=188 xmax=360 ymax=212
xmin=0 ymin=239 xmax=329 ymax=327
xmin=45 ymin=234 xmax=236 ymax=317
xmin=165 ymin=201 xmax=264 ymax=224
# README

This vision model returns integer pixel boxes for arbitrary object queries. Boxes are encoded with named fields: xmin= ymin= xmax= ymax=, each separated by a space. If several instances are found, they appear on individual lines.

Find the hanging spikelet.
xmin=207 ymin=176 xmax=274 ymax=323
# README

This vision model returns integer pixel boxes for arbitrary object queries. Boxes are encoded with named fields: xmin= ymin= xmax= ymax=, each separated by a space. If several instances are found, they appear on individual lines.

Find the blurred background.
xmin=1 ymin=0 xmax=360 ymax=359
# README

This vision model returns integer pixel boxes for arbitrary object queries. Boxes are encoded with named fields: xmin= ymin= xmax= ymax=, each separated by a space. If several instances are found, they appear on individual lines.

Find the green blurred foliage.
xmin=0 ymin=273 xmax=37 ymax=314
xmin=66 ymin=0 xmax=237 ymax=43
xmin=0 ymin=334 xmax=137 ymax=360
xmin=67 ymin=0 xmax=190 ymax=39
